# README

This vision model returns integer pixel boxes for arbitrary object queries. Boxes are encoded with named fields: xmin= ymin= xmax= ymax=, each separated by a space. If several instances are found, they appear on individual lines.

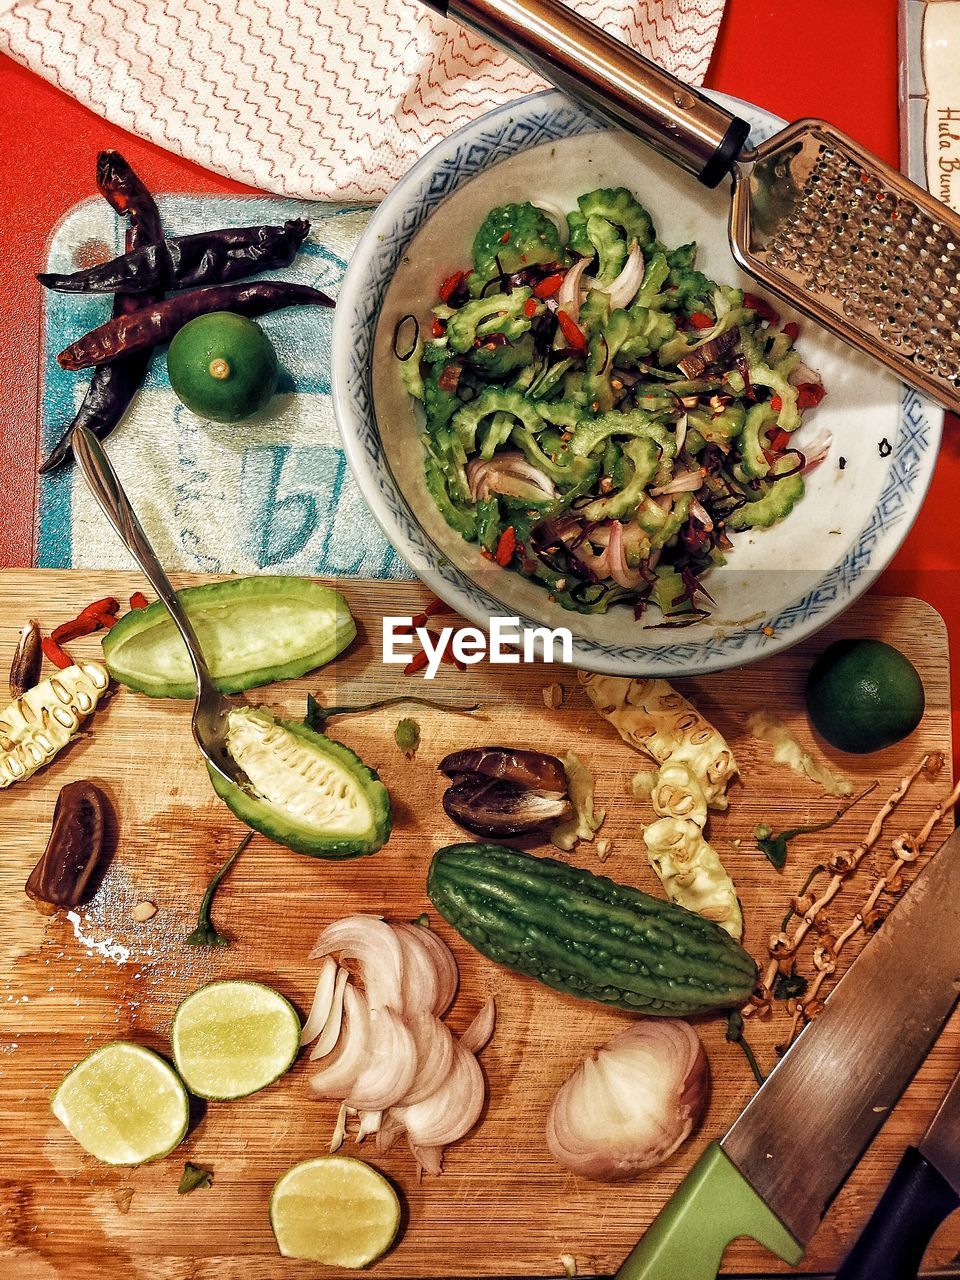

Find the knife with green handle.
xmin=616 ymin=825 xmax=960 ymax=1280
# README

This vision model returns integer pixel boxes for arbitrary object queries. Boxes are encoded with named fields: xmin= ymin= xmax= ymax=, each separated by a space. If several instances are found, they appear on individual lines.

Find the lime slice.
xmin=270 ymin=1156 xmax=401 ymax=1267
xmin=51 ymin=1041 xmax=189 ymax=1165
xmin=171 ymin=979 xmax=300 ymax=1100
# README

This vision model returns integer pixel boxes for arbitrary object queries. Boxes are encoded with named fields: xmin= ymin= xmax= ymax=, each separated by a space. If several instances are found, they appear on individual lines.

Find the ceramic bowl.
xmin=331 ymin=89 xmax=942 ymax=675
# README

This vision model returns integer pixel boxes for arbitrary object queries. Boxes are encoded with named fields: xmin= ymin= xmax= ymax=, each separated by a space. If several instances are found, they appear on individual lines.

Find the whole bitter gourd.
xmin=427 ymin=844 xmax=756 ymax=1016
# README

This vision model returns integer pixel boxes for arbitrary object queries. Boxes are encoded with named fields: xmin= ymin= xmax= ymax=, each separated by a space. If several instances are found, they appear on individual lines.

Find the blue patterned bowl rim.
xmin=330 ymin=88 xmax=943 ymax=676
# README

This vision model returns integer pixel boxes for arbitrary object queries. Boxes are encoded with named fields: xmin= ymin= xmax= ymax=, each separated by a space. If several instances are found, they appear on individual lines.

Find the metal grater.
xmin=419 ymin=0 xmax=960 ymax=415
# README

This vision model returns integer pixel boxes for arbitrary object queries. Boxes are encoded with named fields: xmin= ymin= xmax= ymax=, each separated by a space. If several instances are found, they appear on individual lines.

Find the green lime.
xmin=167 ymin=311 xmax=279 ymax=422
xmin=51 ymin=1041 xmax=189 ymax=1165
xmin=805 ymin=638 xmax=925 ymax=754
xmin=270 ymin=1156 xmax=401 ymax=1267
xmin=170 ymin=979 xmax=300 ymax=1100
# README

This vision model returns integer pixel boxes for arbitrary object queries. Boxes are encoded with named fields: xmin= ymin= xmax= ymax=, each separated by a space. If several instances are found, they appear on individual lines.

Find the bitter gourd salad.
xmin=395 ymin=188 xmax=828 ymax=623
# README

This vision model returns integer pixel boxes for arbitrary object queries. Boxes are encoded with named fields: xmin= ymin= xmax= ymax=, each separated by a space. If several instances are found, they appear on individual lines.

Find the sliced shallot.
xmin=410 ymin=1142 xmax=444 ymax=1176
xmin=346 ymin=1005 xmax=419 ymax=1111
xmin=800 ymin=430 xmax=833 ymax=470
xmin=300 ymin=955 xmax=339 ymax=1046
xmin=607 ymin=521 xmax=649 ymax=591
xmin=392 ymin=1041 xmax=485 ymax=1150
xmin=309 ymin=983 xmax=371 ymax=1099
xmin=600 ymin=241 xmax=645 ymax=311
xmin=309 ymin=966 xmax=350 ymax=1061
xmin=395 ymin=922 xmax=459 ymax=1017
xmin=650 ymin=469 xmax=704 ymax=496
xmin=398 ymin=1013 xmax=457 ymax=1106
xmin=460 ymin=998 xmax=497 ymax=1055
xmin=556 ymin=257 xmax=590 ymax=324
xmin=310 ymin=914 xmax=404 ymax=1011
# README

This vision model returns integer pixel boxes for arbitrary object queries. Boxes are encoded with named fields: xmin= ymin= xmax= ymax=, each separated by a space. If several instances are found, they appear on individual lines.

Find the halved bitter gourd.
xmin=427 ymin=843 xmax=756 ymax=1015
xmin=210 ymin=707 xmax=391 ymax=858
xmin=103 ymin=576 xmax=356 ymax=699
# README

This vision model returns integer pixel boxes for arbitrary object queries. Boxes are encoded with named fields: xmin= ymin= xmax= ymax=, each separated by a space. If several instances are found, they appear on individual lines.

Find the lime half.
xmin=171 ymin=979 xmax=300 ymax=1100
xmin=51 ymin=1041 xmax=189 ymax=1165
xmin=270 ymin=1156 xmax=401 ymax=1267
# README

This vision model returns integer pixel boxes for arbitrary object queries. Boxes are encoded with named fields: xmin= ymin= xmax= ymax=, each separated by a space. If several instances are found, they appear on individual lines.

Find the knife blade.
xmin=616 ymin=825 xmax=960 ymax=1280
xmin=835 ymin=1068 xmax=960 ymax=1280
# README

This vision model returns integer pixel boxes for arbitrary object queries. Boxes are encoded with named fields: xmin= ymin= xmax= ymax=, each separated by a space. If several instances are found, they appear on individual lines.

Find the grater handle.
xmin=418 ymin=0 xmax=750 ymax=187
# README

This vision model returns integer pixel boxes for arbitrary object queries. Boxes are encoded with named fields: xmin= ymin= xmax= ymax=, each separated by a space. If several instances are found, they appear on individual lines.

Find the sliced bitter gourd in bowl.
xmin=103 ymin=576 xmax=356 ymax=698
xmin=210 ymin=707 xmax=392 ymax=858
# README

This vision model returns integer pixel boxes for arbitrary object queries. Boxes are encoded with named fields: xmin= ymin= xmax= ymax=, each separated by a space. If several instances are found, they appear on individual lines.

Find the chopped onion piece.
xmin=460 ymin=998 xmax=497 ymax=1055
xmin=674 ymin=412 xmax=688 ymax=455
xmin=300 ymin=955 xmax=338 ymax=1046
xmin=310 ymin=914 xmax=404 ymax=1011
xmin=791 ymin=361 xmax=821 ymax=385
xmin=689 ymin=496 xmax=714 ymax=532
xmin=606 ymin=520 xmax=649 ymax=590
xmin=396 ymin=922 xmax=459 ymax=1017
xmin=330 ymin=1101 xmax=349 ymax=1153
xmin=599 ymin=241 xmax=645 ymax=311
xmin=800 ymin=430 xmax=833 ymax=470
xmin=546 ymin=1020 xmax=708 ymax=1182
xmin=309 ymin=967 xmax=350 ymax=1061
xmin=346 ymin=1005 xmax=419 ymax=1111
xmin=310 ymin=983 xmax=371 ymax=1099
xmin=467 ymin=453 xmax=557 ymax=504
xmin=556 ymin=257 xmax=591 ymax=324
xmin=376 ymin=1112 xmax=404 ymax=1156
xmin=393 ymin=1042 xmax=485 ymax=1149
xmin=410 ymin=1141 xmax=444 ymax=1177
xmin=356 ymin=1110 xmax=382 ymax=1142
xmin=399 ymin=1013 xmax=457 ymax=1105
xmin=650 ymin=470 xmax=704 ymax=496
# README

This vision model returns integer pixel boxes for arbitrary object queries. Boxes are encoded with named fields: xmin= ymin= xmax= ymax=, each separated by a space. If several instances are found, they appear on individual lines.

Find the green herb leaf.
xmin=306 ymin=694 xmax=480 ymax=730
xmin=394 ymin=717 xmax=421 ymax=759
xmin=185 ymin=831 xmax=253 ymax=948
xmin=178 ymin=1161 xmax=213 ymax=1195
xmin=754 ymin=782 xmax=878 ymax=871
xmin=772 ymin=970 xmax=809 ymax=1001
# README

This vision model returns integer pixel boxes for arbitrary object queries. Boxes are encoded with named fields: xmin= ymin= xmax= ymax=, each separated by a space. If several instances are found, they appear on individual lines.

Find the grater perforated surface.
xmin=735 ymin=120 xmax=960 ymax=410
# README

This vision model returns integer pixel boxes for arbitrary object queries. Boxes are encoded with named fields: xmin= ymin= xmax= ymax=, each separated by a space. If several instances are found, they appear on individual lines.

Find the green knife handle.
xmin=616 ymin=1142 xmax=805 ymax=1280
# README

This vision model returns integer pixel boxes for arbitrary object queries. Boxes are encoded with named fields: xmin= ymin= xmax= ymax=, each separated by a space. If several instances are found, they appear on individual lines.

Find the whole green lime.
xmin=167 ymin=311 xmax=279 ymax=423
xmin=805 ymin=638 xmax=925 ymax=754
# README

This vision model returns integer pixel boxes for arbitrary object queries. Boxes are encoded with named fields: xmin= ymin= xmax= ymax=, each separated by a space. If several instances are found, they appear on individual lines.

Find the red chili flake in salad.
xmin=533 ymin=272 xmax=565 ymax=299
xmin=41 ymin=636 xmax=74 ymax=670
xmin=556 ymin=309 xmax=588 ymax=352
xmin=495 ymin=525 xmax=518 ymax=566
xmin=689 ymin=311 xmax=714 ymax=329
xmin=743 ymin=293 xmax=780 ymax=324
xmin=431 ymin=318 xmax=446 ymax=339
xmin=783 ymin=321 xmax=800 ymax=341
xmin=403 ymin=649 xmax=430 ymax=676
xmin=523 ymin=298 xmax=538 ymax=318
xmin=129 ymin=591 xmax=149 ymax=610
xmin=438 ymin=270 xmax=466 ymax=303
xmin=796 ymin=382 xmax=826 ymax=408
xmin=769 ymin=428 xmax=792 ymax=453
xmin=437 ymin=362 xmax=462 ymax=393
xmin=499 ymin=232 xmax=511 ymax=243
xmin=770 ymin=394 xmax=783 ymax=411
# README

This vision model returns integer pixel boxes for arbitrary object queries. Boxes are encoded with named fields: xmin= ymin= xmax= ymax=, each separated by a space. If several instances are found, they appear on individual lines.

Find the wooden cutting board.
xmin=1 ymin=571 xmax=957 ymax=1280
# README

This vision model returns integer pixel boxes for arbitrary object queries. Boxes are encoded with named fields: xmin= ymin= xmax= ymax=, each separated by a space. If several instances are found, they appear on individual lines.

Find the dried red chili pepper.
xmin=533 ymin=272 xmax=565 ymax=299
xmin=58 ymin=281 xmax=335 ymax=371
xmin=438 ymin=270 xmax=466 ymax=303
xmin=783 ymin=321 xmax=800 ymax=341
xmin=38 ymin=220 xmax=310 ymax=296
xmin=495 ymin=526 xmax=518 ymax=566
xmin=25 ymin=780 xmax=113 ymax=910
xmin=422 ymin=596 xmax=453 ymax=618
xmin=743 ymin=292 xmax=780 ymax=324
xmin=79 ymin=596 xmax=121 ymax=620
xmin=523 ymin=298 xmax=538 ymax=318
xmin=769 ymin=428 xmax=792 ymax=453
xmin=39 ymin=151 xmax=163 ymax=475
xmin=689 ymin=311 xmax=714 ymax=329
xmin=556 ymin=310 xmax=587 ymax=353
xmin=404 ymin=650 xmax=430 ymax=676
xmin=129 ymin=591 xmax=150 ymax=610
xmin=797 ymin=382 xmax=826 ymax=408
xmin=41 ymin=637 xmax=74 ymax=670
xmin=431 ymin=317 xmax=446 ymax=338
xmin=51 ymin=615 xmax=100 ymax=644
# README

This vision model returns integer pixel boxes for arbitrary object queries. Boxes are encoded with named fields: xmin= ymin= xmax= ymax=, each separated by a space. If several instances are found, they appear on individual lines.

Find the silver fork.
xmin=73 ymin=424 xmax=249 ymax=790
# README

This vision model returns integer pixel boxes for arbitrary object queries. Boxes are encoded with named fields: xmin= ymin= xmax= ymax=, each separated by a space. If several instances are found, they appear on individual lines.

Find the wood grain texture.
xmin=0 ymin=571 xmax=957 ymax=1279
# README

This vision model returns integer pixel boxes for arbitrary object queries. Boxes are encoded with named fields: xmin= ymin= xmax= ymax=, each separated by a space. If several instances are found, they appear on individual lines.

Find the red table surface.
xmin=1 ymin=1 xmax=958 ymax=756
